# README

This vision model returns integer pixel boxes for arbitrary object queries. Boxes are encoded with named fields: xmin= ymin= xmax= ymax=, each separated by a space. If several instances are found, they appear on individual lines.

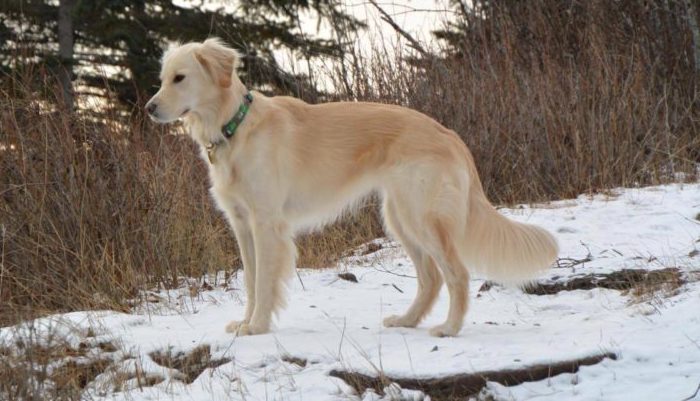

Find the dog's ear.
xmin=194 ymin=38 xmax=241 ymax=88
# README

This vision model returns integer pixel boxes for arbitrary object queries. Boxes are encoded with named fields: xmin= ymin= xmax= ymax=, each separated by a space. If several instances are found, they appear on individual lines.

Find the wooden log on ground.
xmin=330 ymin=352 xmax=617 ymax=400
xmin=522 ymin=267 xmax=683 ymax=295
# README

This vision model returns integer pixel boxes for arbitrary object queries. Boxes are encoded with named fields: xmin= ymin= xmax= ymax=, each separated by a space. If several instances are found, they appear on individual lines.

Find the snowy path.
xmin=2 ymin=183 xmax=700 ymax=400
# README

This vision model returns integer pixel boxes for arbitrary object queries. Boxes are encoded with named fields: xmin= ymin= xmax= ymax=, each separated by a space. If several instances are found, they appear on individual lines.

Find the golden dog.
xmin=146 ymin=38 xmax=558 ymax=337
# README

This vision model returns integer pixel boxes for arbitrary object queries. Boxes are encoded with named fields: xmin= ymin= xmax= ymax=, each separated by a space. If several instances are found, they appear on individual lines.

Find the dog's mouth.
xmin=149 ymin=111 xmax=187 ymax=124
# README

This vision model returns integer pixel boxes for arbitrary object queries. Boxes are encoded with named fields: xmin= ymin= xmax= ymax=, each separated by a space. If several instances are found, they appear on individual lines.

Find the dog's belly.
xmin=283 ymin=176 xmax=379 ymax=232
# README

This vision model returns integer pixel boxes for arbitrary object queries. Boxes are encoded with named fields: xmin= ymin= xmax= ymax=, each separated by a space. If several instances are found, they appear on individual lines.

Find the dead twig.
xmin=373 ymin=265 xmax=416 ymax=279
xmin=555 ymin=255 xmax=592 ymax=269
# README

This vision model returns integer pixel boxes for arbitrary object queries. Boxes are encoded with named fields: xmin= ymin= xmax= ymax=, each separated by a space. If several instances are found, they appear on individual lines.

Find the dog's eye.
xmin=173 ymin=74 xmax=185 ymax=83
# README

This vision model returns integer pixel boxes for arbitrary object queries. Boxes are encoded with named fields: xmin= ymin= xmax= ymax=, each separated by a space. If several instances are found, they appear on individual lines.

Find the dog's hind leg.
xmin=383 ymin=170 xmax=471 ymax=337
xmin=382 ymin=198 xmax=443 ymax=328
xmin=423 ymin=217 xmax=470 ymax=337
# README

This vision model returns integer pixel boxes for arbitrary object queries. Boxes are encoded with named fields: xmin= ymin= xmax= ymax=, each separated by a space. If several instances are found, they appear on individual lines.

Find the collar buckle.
xmin=206 ymin=142 xmax=216 ymax=164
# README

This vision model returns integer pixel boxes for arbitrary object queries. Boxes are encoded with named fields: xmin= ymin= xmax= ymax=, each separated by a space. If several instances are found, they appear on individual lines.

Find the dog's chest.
xmin=208 ymin=158 xmax=241 ymax=189
xmin=206 ymin=153 xmax=261 ymax=202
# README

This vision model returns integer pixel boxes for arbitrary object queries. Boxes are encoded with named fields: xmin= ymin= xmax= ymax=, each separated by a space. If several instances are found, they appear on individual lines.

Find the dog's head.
xmin=146 ymin=38 xmax=241 ymax=123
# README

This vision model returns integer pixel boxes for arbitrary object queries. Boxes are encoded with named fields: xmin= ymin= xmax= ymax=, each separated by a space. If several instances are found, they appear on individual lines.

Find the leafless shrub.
xmin=1 ymin=69 xmax=234 ymax=325
xmin=330 ymin=0 xmax=700 ymax=204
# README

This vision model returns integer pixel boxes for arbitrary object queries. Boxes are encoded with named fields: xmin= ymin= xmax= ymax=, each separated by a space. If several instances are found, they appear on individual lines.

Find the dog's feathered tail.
xmin=459 ymin=187 xmax=559 ymax=285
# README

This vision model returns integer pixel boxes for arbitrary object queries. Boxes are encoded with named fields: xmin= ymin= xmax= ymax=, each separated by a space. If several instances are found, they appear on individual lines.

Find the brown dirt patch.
xmin=149 ymin=344 xmax=231 ymax=384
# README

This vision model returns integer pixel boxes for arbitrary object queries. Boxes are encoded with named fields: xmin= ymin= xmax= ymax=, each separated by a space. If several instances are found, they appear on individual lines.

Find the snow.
xmin=2 ymin=183 xmax=700 ymax=401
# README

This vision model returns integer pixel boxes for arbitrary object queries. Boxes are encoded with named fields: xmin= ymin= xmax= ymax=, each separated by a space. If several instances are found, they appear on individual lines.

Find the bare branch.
xmin=367 ymin=0 xmax=431 ymax=58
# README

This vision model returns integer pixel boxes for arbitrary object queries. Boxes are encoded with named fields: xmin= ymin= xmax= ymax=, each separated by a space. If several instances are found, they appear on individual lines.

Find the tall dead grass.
xmin=0 ymin=68 xmax=380 ymax=327
xmin=332 ymin=0 xmax=699 ymax=203
xmin=1 ymin=74 xmax=229 ymax=326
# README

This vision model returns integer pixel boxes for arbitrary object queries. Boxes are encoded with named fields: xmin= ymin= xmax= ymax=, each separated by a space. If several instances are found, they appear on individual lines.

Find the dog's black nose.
xmin=146 ymin=102 xmax=157 ymax=115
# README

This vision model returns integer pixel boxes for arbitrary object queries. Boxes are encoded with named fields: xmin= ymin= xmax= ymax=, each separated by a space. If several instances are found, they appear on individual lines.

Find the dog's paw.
xmin=429 ymin=323 xmax=460 ymax=337
xmin=225 ymin=320 xmax=248 ymax=333
xmin=232 ymin=322 xmax=269 ymax=336
xmin=383 ymin=314 xmax=418 ymax=328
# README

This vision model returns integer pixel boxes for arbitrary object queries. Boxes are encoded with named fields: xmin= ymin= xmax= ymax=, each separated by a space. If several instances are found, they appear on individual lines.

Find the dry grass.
xmin=331 ymin=1 xmax=699 ymax=204
xmin=0 ymin=325 xmax=115 ymax=400
xmin=0 ymin=70 xmax=380 ymax=328
xmin=1 ymin=80 xmax=233 ymax=326
xmin=149 ymin=345 xmax=230 ymax=384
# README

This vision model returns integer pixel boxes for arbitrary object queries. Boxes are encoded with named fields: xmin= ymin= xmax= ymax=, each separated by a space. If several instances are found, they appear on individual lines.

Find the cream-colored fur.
xmin=146 ymin=38 xmax=559 ymax=337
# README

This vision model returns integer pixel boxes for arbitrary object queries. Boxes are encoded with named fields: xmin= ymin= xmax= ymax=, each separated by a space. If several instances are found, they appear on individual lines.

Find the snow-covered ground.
xmin=2 ymin=183 xmax=700 ymax=400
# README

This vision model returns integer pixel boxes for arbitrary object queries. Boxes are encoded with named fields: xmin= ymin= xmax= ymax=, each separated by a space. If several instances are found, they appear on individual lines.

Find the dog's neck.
xmin=184 ymin=77 xmax=249 ymax=148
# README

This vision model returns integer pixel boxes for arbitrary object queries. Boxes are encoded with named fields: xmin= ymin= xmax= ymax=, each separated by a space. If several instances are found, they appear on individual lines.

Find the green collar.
xmin=222 ymin=92 xmax=254 ymax=138
xmin=206 ymin=92 xmax=253 ymax=164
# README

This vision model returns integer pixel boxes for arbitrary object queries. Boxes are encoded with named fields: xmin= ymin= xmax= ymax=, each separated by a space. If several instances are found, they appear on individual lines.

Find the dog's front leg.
xmin=236 ymin=219 xmax=295 ymax=336
xmin=225 ymin=211 xmax=257 ymax=333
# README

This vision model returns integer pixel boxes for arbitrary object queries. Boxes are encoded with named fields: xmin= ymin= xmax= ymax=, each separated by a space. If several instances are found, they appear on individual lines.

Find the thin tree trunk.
xmin=688 ymin=0 xmax=700 ymax=75
xmin=58 ymin=0 xmax=75 ymax=111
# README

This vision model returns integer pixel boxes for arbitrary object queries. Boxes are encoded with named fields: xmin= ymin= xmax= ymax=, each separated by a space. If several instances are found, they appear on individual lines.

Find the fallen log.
xmin=522 ymin=267 xmax=683 ymax=295
xmin=330 ymin=352 xmax=617 ymax=400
